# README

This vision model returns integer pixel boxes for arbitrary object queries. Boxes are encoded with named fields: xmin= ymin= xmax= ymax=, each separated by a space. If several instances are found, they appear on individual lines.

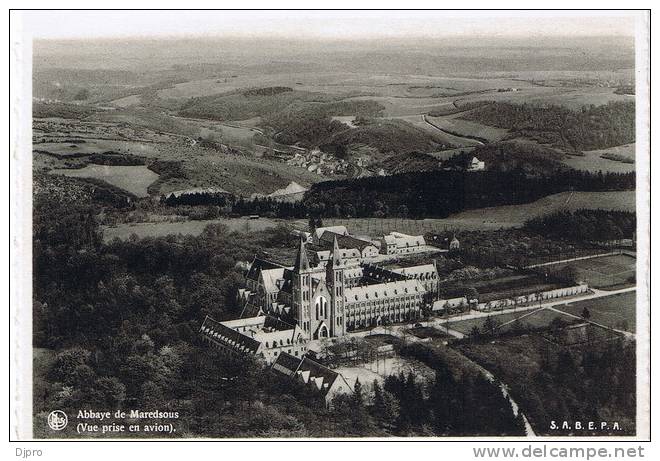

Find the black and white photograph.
xmin=9 ymin=8 xmax=650 ymax=444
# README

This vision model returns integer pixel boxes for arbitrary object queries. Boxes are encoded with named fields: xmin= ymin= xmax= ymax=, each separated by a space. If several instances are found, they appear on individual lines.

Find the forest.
xmin=33 ymin=190 xmax=525 ymax=437
xmin=525 ymin=210 xmax=636 ymax=243
xmin=301 ymin=169 xmax=635 ymax=219
xmin=462 ymin=101 xmax=635 ymax=151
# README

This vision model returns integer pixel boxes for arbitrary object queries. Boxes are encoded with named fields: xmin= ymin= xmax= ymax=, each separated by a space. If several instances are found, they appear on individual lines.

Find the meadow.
xmin=34 ymin=139 xmax=161 ymax=157
xmin=543 ymin=253 xmax=636 ymax=290
xmin=425 ymin=112 xmax=510 ymax=143
xmin=444 ymin=308 xmax=579 ymax=336
xmin=563 ymin=143 xmax=636 ymax=174
xmin=554 ymin=291 xmax=636 ymax=333
xmin=49 ymin=165 xmax=159 ymax=197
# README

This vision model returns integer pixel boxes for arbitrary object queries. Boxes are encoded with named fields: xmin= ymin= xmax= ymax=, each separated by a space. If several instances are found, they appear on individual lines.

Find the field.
xmin=35 ymin=113 xmax=326 ymax=197
xmin=563 ymin=143 xmax=636 ymax=173
xmin=554 ymin=291 xmax=636 ymax=333
xmin=320 ymin=190 xmax=636 ymax=235
xmin=102 ymin=216 xmax=300 ymax=242
xmin=542 ymin=253 xmax=636 ymax=289
xmin=447 ymin=308 xmax=575 ymax=335
xmin=470 ymin=273 xmax=563 ymax=303
xmin=408 ymin=326 xmax=455 ymax=341
xmin=389 ymin=114 xmax=483 ymax=148
xmin=447 ymin=191 xmax=636 ymax=228
xmin=49 ymin=165 xmax=159 ymax=197
xmin=425 ymin=111 xmax=510 ymax=143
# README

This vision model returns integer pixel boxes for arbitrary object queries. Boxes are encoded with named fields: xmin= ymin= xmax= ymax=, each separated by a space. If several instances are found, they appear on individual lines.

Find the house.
xmin=390 ymin=263 xmax=439 ymax=293
xmin=319 ymin=231 xmax=379 ymax=259
xmin=200 ymin=315 xmax=308 ymax=365
xmin=313 ymin=225 xmax=349 ymax=244
xmin=467 ymin=157 xmax=485 ymax=171
xmin=271 ymin=352 xmax=353 ymax=405
xmin=380 ymin=232 xmax=426 ymax=255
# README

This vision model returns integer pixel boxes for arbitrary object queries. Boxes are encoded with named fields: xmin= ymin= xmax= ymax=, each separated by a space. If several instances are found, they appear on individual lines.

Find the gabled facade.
xmin=243 ymin=235 xmax=427 ymax=340
xmin=271 ymin=352 xmax=353 ymax=405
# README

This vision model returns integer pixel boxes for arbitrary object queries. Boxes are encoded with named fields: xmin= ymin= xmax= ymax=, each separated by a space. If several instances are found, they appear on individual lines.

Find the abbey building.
xmin=238 ymin=234 xmax=428 ymax=340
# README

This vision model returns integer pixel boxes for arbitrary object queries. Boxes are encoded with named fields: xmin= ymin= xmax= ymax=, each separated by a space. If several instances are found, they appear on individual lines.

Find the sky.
xmin=19 ymin=10 xmax=639 ymax=40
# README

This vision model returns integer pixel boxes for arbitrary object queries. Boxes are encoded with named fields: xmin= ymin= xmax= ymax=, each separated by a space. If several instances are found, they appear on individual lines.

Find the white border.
xmin=6 ymin=3 xmax=654 ymax=456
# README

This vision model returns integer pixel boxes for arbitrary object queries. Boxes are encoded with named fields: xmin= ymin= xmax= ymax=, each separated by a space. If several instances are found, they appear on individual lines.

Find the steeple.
xmin=332 ymin=235 xmax=342 ymax=267
xmin=293 ymin=235 xmax=310 ymax=272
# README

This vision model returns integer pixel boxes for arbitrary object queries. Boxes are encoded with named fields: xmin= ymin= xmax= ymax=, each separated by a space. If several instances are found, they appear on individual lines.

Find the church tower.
xmin=292 ymin=236 xmax=313 ymax=338
xmin=326 ymin=236 xmax=346 ymax=337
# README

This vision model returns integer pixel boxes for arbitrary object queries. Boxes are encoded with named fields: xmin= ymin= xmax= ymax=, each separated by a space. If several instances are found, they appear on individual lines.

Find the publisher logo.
xmin=47 ymin=410 xmax=68 ymax=430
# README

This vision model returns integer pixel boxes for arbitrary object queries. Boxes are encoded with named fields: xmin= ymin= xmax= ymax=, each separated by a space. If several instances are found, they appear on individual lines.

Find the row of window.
xmin=347 ymin=294 xmax=422 ymax=306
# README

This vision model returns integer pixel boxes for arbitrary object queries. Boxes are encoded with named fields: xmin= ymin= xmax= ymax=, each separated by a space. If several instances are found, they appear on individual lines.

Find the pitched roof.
xmin=297 ymin=357 xmax=340 ymax=394
xmin=261 ymin=267 xmax=286 ymax=292
xmin=314 ymin=225 xmax=348 ymax=240
xmin=200 ymin=316 xmax=261 ymax=355
xmin=391 ymin=264 xmax=438 ymax=279
xmin=344 ymin=279 xmax=425 ymax=303
xmin=221 ymin=315 xmax=266 ymax=331
xmin=240 ymin=302 xmax=264 ymax=318
xmin=246 ymin=257 xmax=285 ymax=281
xmin=271 ymin=351 xmax=302 ymax=377
xmin=320 ymin=231 xmax=376 ymax=253
xmin=383 ymin=232 xmax=426 ymax=248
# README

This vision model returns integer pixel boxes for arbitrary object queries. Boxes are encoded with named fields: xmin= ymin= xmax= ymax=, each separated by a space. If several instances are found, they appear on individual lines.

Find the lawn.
xmin=547 ymin=254 xmax=636 ymax=289
xmin=554 ymin=291 xmax=636 ymax=333
xmin=408 ymin=326 xmax=454 ymax=340
xmin=49 ymin=165 xmax=159 ymax=197
xmin=446 ymin=307 xmax=580 ymax=336
xmin=470 ymin=273 xmax=564 ymax=303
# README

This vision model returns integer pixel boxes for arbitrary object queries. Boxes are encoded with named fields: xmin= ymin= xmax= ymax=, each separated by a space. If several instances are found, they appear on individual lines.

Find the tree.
xmin=482 ymin=316 xmax=500 ymax=337
xmin=50 ymin=348 xmax=92 ymax=386
xmin=141 ymin=381 xmax=165 ymax=408
xmin=372 ymin=380 xmax=400 ymax=430
xmin=349 ymin=379 xmax=375 ymax=433
xmin=89 ymin=377 xmax=126 ymax=408
xmin=581 ymin=307 xmax=591 ymax=320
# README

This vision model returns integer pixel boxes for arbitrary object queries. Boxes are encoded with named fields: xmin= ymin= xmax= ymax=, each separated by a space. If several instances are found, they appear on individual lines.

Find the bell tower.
xmin=292 ymin=236 xmax=313 ymax=338
xmin=326 ymin=236 xmax=346 ymax=337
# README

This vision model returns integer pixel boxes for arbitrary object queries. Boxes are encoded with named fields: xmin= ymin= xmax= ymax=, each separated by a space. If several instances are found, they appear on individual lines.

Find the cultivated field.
xmin=49 ymin=165 xmax=159 ymax=197
xmin=447 ymin=191 xmax=636 ymax=228
xmin=425 ymin=111 xmax=510 ymax=143
xmin=563 ymin=143 xmax=636 ymax=173
xmin=390 ymin=114 xmax=483 ymax=148
xmin=554 ymin=291 xmax=636 ymax=333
